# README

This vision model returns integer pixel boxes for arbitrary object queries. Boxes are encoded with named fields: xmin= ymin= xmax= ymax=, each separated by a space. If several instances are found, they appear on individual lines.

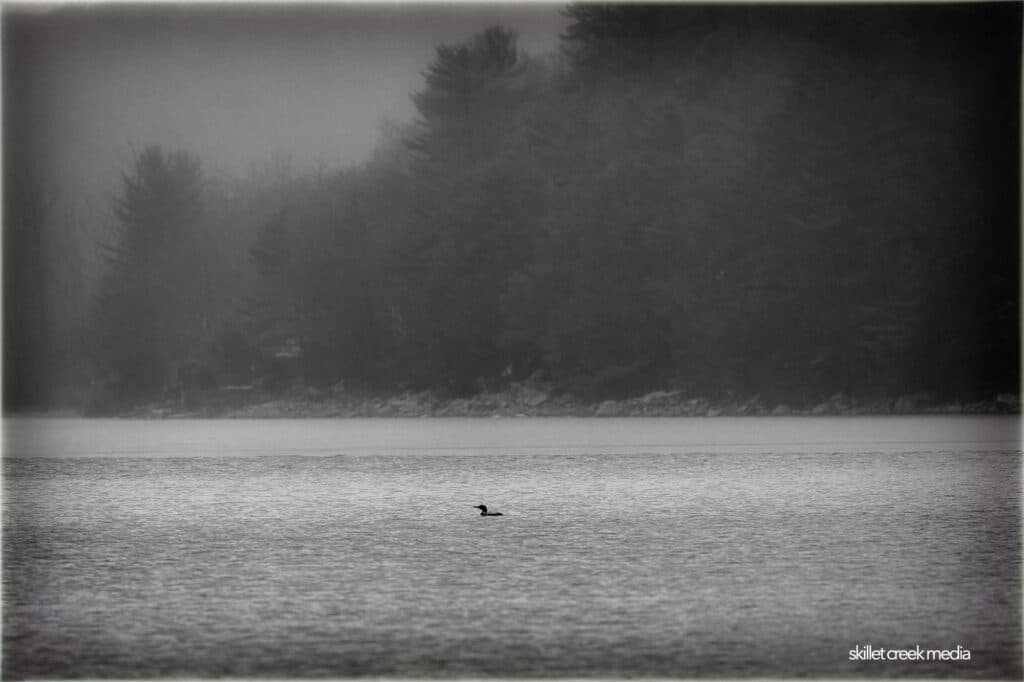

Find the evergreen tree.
xmin=247 ymin=205 xmax=298 ymax=359
xmin=393 ymin=25 xmax=545 ymax=393
xmin=295 ymin=188 xmax=384 ymax=388
xmin=90 ymin=146 xmax=205 ymax=401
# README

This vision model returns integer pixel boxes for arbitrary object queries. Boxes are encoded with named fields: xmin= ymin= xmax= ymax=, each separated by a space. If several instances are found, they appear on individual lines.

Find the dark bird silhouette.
xmin=474 ymin=504 xmax=503 ymax=516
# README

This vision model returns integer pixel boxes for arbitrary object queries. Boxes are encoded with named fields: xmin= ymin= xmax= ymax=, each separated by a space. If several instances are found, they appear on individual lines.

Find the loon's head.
xmin=474 ymin=504 xmax=488 ymax=514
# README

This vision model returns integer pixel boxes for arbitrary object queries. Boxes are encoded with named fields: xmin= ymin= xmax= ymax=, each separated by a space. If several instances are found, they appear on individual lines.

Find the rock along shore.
xmin=122 ymin=381 xmax=1020 ymax=419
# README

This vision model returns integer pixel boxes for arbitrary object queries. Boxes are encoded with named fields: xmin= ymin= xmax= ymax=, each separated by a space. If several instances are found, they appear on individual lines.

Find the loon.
xmin=474 ymin=504 xmax=504 ymax=516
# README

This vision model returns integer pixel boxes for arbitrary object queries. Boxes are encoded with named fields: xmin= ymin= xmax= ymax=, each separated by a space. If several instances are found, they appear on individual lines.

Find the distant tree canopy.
xmin=23 ymin=3 xmax=1021 ymax=411
xmin=393 ymin=24 xmax=548 ymax=393
xmin=89 ymin=146 xmax=209 ymax=401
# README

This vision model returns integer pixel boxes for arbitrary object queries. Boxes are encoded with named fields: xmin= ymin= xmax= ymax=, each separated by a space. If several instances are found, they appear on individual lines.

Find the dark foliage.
xmin=8 ymin=4 xmax=1020 ymax=410
xmin=88 ymin=146 xmax=207 ymax=402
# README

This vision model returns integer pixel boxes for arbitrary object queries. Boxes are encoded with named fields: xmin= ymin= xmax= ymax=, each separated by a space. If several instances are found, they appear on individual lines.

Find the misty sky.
xmin=6 ymin=3 xmax=567 ymax=199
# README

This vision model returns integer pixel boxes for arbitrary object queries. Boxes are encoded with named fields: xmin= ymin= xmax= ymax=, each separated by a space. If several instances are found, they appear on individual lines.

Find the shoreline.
xmin=42 ymin=385 xmax=1023 ymax=419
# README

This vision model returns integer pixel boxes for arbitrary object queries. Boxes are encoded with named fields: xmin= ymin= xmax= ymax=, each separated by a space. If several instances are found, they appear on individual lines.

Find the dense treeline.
xmin=4 ymin=3 xmax=1020 ymax=412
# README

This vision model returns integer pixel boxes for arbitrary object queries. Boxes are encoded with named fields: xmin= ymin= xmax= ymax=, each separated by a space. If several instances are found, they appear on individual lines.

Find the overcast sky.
xmin=5 ymin=3 xmax=567 ymax=200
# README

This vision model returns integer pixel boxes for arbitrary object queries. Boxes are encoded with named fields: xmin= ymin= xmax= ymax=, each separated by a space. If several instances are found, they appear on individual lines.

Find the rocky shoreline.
xmin=121 ymin=380 xmax=1021 ymax=419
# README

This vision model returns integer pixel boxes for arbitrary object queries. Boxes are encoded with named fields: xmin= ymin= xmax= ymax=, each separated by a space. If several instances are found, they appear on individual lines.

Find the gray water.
xmin=3 ymin=416 xmax=1020 ymax=678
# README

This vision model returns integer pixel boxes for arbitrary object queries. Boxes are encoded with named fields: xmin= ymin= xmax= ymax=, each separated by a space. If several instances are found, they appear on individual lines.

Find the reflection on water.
xmin=3 ymin=417 xmax=1021 ymax=678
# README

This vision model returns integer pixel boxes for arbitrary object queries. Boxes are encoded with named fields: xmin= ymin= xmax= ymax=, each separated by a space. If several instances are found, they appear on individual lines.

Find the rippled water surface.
xmin=3 ymin=416 xmax=1020 ymax=678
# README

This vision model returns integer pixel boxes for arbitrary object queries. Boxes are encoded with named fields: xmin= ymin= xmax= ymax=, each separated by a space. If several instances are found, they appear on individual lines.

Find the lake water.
xmin=2 ymin=416 xmax=1020 ymax=678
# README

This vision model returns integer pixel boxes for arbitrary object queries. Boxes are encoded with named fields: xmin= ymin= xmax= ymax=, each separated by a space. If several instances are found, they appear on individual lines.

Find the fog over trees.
xmin=4 ymin=3 xmax=1020 ymax=413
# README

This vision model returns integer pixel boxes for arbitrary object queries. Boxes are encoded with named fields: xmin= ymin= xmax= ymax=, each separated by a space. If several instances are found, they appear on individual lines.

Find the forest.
xmin=4 ymin=3 xmax=1021 ymax=414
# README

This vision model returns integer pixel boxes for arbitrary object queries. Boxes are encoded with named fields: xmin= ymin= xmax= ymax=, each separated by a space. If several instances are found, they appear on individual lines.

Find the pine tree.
xmin=90 ymin=146 xmax=204 ymax=402
xmin=393 ymin=25 xmax=545 ymax=392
